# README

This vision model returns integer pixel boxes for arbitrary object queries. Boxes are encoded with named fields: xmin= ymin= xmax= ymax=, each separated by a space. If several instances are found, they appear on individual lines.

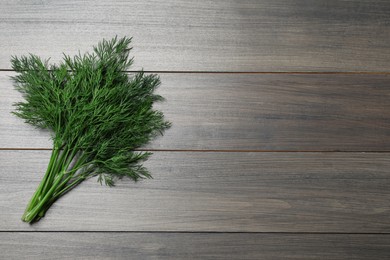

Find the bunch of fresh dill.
xmin=11 ymin=36 xmax=170 ymax=223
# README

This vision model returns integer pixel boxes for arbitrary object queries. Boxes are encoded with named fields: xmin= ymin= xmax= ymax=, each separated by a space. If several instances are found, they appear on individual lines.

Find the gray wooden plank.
xmin=0 ymin=150 xmax=389 ymax=232
xmin=1 ymin=0 xmax=390 ymax=71
xmin=1 ymin=233 xmax=389 ymax=260
xmin=2 ymin=72 xmax=390 ymax=150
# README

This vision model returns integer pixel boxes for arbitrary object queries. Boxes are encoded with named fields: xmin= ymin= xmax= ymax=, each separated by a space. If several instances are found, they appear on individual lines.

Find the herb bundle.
xmin=11 ymin=36 xmax=170 ymax=223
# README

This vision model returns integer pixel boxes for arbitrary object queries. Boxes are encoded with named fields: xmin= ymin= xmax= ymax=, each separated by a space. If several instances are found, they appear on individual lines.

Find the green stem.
xmin=54 ymin=168 xmax=93 ymax=198
xmin=22 ymin=170 xmax=65 ymax=223
xmin=34 ymin=165 xmax=91 ymax=220
xmin=40 ymin=145 xmax=70 ymax=197
xmin=21 ymin=147 xmax=59 ymax=220
xmin=34 ymin=173 xmax=90 ymax=219
xmin=22 ymin=146 xmax=90 ymax=223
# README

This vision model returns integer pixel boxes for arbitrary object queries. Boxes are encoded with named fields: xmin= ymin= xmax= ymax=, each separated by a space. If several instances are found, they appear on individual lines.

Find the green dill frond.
xmin=11 ymin=36 xmax=170 ymax=223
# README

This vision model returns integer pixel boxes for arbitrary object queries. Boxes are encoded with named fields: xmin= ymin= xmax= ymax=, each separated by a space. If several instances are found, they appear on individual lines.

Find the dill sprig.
xmin=11 ymin=36 xmax=170 ymax=223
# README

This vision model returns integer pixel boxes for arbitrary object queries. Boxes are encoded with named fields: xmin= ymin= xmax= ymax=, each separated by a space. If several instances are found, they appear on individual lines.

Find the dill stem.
xmin=45 ymin=151 xmax=89 ymax=202
xmin=21 ymin=147 xmax=59 ymax=221
xmin=21 ymin=144 xmax=82 ymax=223
xmin=40 ymin=145 xmax=69 ymax=196
xmin=22 ymin=170 xmax=65 ymax=223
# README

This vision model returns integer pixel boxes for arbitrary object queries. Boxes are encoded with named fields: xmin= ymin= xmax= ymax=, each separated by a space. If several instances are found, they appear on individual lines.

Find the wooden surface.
xmin=1 ymin=0 xmax=390 ymax=259
xmin=2 ymin=72 xmax=390 ymax=150
xmin=1 ymin=0 xmax=390 ymax=72
xmin=1 ymin=233 xmax=389 ymax=260
xmin=1 ymin=150 xmax=389 ymax=232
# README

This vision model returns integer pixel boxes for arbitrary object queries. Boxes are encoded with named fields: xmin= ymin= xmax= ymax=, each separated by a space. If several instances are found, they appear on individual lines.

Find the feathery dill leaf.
xmin=11 ymin=36 xmax=170 ymax=223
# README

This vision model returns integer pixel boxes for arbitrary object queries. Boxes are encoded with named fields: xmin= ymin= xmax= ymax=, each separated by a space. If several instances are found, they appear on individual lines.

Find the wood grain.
xmin=1 ymin=150 xmax=389 ymax=232
xmin=1 ymin=0 xmax=390 ymax=71
xmin=1 ymin=232 xmax=389 ymax=260
xmin=2 ymin=72 xmax=390 ymax=150
xmin=2 ymin=1 xmax=390 ymax=258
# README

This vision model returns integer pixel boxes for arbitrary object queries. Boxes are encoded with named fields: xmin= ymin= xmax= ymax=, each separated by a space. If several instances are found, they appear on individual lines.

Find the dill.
xmin=11 ymin=36 xmax=170 ymax=223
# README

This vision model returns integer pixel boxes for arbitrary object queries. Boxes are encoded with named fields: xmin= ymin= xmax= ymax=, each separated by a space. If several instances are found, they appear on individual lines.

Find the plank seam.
xmin=1 ymin=69 xmax=390 ymax=74
xmin=0 ymin=231 xmax=389 ymax=234
xmin=2 ymin=148 xmax=390 ymax=153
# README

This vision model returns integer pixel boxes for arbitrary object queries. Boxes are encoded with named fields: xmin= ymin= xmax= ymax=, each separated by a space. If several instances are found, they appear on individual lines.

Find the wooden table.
xmin=1 ymin=1 xmax=389 ymax=259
